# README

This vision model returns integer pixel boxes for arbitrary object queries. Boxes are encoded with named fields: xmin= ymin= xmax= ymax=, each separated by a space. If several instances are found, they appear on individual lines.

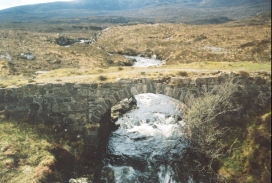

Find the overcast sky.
xmin=0 ymin=0 xmax=74 ymax=10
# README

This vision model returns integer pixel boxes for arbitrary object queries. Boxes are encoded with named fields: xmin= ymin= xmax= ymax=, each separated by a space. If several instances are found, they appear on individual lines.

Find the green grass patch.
xmin=0 ymin=120 xmax=55 ymax=182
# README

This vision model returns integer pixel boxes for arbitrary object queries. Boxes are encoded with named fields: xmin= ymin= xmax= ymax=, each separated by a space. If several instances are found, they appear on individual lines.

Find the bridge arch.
xmin=87 ymin=79 xmax=193 ymax=124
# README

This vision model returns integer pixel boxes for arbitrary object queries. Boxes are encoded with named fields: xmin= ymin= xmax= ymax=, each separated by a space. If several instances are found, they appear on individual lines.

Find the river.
xmin=100 ymin=93 xmax=191 ymax=183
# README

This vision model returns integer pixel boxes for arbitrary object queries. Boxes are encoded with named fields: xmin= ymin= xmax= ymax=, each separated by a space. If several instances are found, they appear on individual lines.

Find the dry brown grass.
xmin=97 ymin=22 xmax=271 ymax=64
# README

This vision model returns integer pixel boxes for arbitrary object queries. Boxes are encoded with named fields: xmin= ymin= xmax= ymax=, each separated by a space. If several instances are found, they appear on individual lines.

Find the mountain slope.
xmin=199 ymin=0 xmax=271 ymax=7
xmin=0 ymin=0 xmax=270 ymax=23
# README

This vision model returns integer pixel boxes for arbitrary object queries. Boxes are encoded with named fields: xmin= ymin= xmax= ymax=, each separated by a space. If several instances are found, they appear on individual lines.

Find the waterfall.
xmin=100 ymin=93 xmax=190 ymax=183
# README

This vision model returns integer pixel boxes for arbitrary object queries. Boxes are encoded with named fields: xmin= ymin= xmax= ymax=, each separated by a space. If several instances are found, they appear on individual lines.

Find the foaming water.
xmin=100 ymin=93 xmax=190 ymax=183
xmin=125 ymin=55 xmax=164 ymax=67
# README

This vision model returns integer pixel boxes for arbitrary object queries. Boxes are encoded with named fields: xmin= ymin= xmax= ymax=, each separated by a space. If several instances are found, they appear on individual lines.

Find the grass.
xmin=171 ymin=61 xmax=271 ymax=71
xmin=0 ymin=75 xmax=29 ymax=88
xmin=0 ymin=120 xmax=55 ymax=183
xmin=0 ymin=118 xmax=91 ymax=182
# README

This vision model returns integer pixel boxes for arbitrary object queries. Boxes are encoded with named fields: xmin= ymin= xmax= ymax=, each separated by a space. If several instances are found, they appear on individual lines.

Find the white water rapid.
xmin=125 ymin=55 xmax=164 ymax=67
xmin=100 ymin=93 xmax=190 ymax=183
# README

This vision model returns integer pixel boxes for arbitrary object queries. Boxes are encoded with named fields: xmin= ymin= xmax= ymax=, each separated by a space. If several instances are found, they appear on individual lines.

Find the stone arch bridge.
xmin=0 ymin=73 xmax=270 ymax=158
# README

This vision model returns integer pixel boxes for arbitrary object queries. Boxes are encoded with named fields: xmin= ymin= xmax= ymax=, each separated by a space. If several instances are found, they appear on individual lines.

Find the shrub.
xmin=118 ymin=67 xmax=123 ymax=71
xmin=177 ymin=71 xmax=188 ymax=77
xmin=182 ymin=78 xmax=238 ymax=181
xmin=98 ymin=75 xmax=107 ymax=81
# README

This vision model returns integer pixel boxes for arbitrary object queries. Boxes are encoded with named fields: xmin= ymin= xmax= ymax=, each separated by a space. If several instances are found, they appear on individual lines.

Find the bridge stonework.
xmin=0 ymin=73 xmax=271 ymax=158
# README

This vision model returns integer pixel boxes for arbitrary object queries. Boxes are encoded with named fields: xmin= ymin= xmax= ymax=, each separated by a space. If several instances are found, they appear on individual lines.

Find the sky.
xmin=0 ymin=0 xmax=74 ymax=10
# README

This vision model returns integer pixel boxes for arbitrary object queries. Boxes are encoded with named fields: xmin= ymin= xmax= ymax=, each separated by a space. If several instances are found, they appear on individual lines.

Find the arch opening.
xmin=97 ymin=93 xmax=188 ymax=183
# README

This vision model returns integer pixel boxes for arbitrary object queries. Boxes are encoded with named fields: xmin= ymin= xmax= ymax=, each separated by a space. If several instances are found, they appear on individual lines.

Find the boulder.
xmin=69 ymin=178 xmax=90 ymax=183
xmin=111 ymin=96 xmax=137 ymax=122
xmin=151 ymin=54 xmax=157 ymax=59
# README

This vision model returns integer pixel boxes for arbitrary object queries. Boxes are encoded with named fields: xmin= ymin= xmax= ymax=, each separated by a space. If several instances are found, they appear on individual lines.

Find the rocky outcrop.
xmin=56 ymin=32 xmax=101 ymax=46
xmin=20 ymin=52 xmax=35 ymax=60
xmin=56 ymin=36 xmax=79 ymax=46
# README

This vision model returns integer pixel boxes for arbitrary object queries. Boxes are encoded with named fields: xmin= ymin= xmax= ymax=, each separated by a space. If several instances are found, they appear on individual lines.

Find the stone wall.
xmin=0 ymin=72 xmax=271 ymax=158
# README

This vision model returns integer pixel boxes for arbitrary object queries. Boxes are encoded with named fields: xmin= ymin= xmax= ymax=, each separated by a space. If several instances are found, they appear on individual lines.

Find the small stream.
xmin=125 ymin=55 xmax=164 ymax=67
xmin=100 ymin=93 xmax=191 ymax=183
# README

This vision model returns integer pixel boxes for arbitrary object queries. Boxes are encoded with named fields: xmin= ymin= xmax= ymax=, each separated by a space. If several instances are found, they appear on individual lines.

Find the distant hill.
xmin=0 ymin=0 xmax=270 ymax=23
xmin=199 ymin=0 xmax=271 ymax=7
xmin=0 ymin=0 xmax=202 ymax=13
